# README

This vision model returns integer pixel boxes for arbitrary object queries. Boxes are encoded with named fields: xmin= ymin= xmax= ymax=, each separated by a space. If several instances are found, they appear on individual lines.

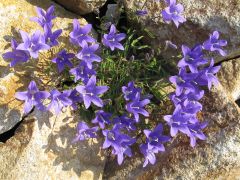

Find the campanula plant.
xmin=2 ymin=3 xmax=226 ymax=168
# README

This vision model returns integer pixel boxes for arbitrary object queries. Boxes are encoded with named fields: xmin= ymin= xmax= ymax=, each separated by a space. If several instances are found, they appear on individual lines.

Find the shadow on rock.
xmin=32 ymin=109 xmax=105 ymax=179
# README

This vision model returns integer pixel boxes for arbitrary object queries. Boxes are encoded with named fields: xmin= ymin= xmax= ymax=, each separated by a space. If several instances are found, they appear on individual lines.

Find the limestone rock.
xmin=103 ymin=85 xmax=240 ymax=179
xmin=217 ymin=58 xmax=240 ymax=101
xmin=0 ymin=109 xmax=105 ymax=180
xmin=0 ymin=0 xmax=87 ymax=134
xmin=123 ymin=0 xmax=240 ymax=64
xmin=53 ymin=0 xmax=107 ymax=15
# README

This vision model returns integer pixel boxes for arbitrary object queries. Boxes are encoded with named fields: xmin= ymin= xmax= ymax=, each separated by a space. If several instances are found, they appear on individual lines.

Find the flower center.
xmin=107 ymin=131 xmax=116 ymax=141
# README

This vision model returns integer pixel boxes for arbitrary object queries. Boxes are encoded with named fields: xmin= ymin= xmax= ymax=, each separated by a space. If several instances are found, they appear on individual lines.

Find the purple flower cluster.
xmin=74 ymin=81 xmax=154 ymax=166
xmin=11 ymin=6 xmax=110 ymax=115
xmin=165 ymin=31 xmax=226 ymax=147
xmin=3 ymin=4 xmax=226 ymax=168
xmin=2 ymin=6 xmax=61 ymax=67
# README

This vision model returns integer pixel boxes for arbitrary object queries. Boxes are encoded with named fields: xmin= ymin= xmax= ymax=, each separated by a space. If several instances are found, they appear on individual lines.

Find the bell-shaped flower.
xmin=197 ymin=58 xmax=221 ymax=90
xmin=70 ymin=61 xmax=96 ymax=84
xmin=2 ymin=39 xmax=30 ymax=67
xmin=178 ymin=45 xmax=208 ymax=73
xmin=169 ymin=68 xmax=199 ymax=96
xmin=203 ymin=31 xmax=227 ymax=56
xmin=76 ymin=41 xmax=101 ymax=69
xmin=76 ymin=76 xmax=108 ymax=109
xmin=72 ymin=121 xmax=98 ymax=142
xmin=144 ymin=123 xmax=170 ymax=151
xmin=70 ymin=19 xmax=95 ymax=46
xmin=15 ymin=81 xmax=50 ymax=114
xmin=126 ymin=92 xmax=150 ymax=122
xmin=164 ymin=105 xmax=191 ymax=136
xmin=17 ymin=30 xmax=50 ymax=59
xmin=187 ymin=122 xmax=208 ymax=147
xmin=47 ymin=89 xmax=72 ymax=114
xmin=102 ymin=24 xmax=126 ymax=51
xmin=44 ymin=25 xmax=62 ymax=47
xmin=122 ymin=81 xmax=142 ymax=101
xmin=182 ymin=99 xmax=202 ymax=114
xmin=113 ymin=115 xmax=136 ymax=132
xmin=140 ymin=143 xmax=159 ymax=167
xmin=92 ymin=110 xmax=112 ymax=129
xmin=162 ymin=0 xmax=186 ymax=28
xmin=31 ymin=5 xmax=56 ymax=28
xmin=112 ymin=137 xmax=135 ymax=165
xmin=68 ymin=89 xmax=83 ymax=110
xmin=52 ymin=49 xmax=74 ymax=73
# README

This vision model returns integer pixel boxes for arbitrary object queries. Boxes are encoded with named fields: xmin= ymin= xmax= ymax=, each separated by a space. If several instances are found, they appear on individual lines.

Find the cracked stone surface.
xmin=123 ymin=0 xmax=240 ymax=64
xmin=0 ymin=109 xmax=106 ymax=180
xmin=217 ymin=57 xmax=240 ymax=101
xmin=103 ymin=85 xmax=240 ymax=179
xmin=53 ymin=0 xmax=107 ymax=15
xmin=0 ymin=0 xmax=88 ymax=134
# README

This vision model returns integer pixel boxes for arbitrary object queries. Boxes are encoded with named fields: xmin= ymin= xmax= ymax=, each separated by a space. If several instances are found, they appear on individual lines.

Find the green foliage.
xmin=97 ymin=28 xmax=171 ymax=117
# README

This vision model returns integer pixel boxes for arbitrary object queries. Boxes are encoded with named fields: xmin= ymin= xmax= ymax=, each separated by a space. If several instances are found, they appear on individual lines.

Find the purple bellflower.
xmin=31 ymin=5 xmax=56 ymax=28
xmin=187 ymin=122 xmax=207 ymax=147
xmin=44 ymin=25 xmax=62 ymax=47
xmin=47 ymin=89 xmax=72 ymax=114
xmin=76 ymin=76 xmax=109 ymax=109
xmin=169 ymin=68 xmax=199 ymax=96
xmin=144 ymin=124 xmax=170 ymax=151
xmin=70 ymin=19 xmax=95 ymax=46
xmin=113 ymin=115 xmax=136 ymax=132
xmin=102 ymin=125 xmax=124 ymax=149
xmin=92 ymin=110 xmax=112 ymax=129
xmin=126 ymin=92 xmax=150 ymax=122
xmin=182 ymin=98 xmax=202 ymax=114
xmin=72 ymin=121 xmax=98 ymax=142
xmin=76 ymin=41 xmax=101 ymax=69
xmin=169 ymin=90 xmax=205 ymax=107
xmin=52 ymin=49 xmax=74 ymax=73
xmin=102 ymin=24 xmax=126 ymax=51
xmin=70 ymin=61 xmax=96 ymax=83
xmin=197 ymin=58 xmax=221 ymax=90
xmin=102 ymin=125 xmax=136 ymax=165
xmin=122 ymin=81 xmax=142 ymax=101
xmin=164 ymin=105 xmax=191 ymax=137
xmin=17 ymin=30 xmax=50 ymax=59
xmin=2 ymin=39 xmax=30 ymax=67
xmin=15 ymin=81 xmax=50 ymax=114
xmin=112 ymin=137 xmax=135 ymax=165
xmin=162 ymin=0 xmax=186 ymax=28
xmin=68 ymin=89 xmax=83 ymax=110
xmin=140 ymin=143 xmax=159 ymax=167
xmin=178 ymin=45 xmax=208 ymax=73
xmin=203 ymin=31 xmax=227 ymax=56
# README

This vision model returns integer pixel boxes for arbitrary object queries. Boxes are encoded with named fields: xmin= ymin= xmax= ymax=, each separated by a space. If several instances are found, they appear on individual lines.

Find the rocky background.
xmin=0 ymin=0 xmax=239 ymax=180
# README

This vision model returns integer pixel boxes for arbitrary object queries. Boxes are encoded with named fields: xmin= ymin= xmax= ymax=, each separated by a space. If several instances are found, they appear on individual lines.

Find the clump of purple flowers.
xmin=2 ymin=4 xmax=226 ymax=168
xmin=165 ymin=31 xmax=226 ymax=147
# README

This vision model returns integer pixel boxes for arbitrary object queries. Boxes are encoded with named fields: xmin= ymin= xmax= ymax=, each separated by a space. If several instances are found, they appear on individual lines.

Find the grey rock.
xmin=218 ymin=58 xmax=240 ymax=101
xmin=0 ymin=109 xmax=105 ymax=180
xmin=123 ymin=0 xmax=240 ymax=64
xmin=53 ymin=0 xmax=107 ymax=15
